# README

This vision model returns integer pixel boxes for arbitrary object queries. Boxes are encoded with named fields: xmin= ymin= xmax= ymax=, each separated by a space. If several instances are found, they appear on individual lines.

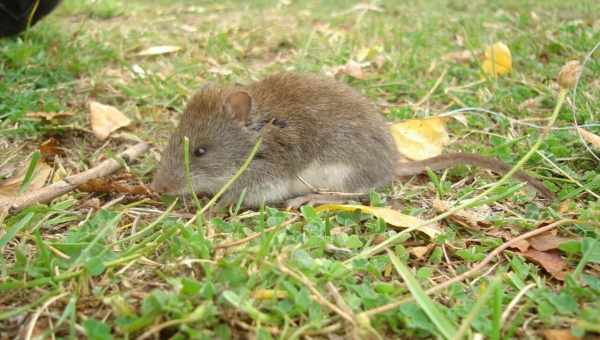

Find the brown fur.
xmin=151 ymin=73 xmax=399 ymax=207
xmin=151 ymin=72 xmax=553 ymax=207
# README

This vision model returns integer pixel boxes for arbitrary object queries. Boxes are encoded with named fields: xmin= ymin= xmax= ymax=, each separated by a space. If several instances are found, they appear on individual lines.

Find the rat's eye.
xmin=194 ymin=147 xmax=207 ymax=157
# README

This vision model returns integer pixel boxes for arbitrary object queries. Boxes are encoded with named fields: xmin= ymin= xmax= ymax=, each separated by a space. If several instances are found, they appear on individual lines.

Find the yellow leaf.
xmin=315 ymin=204 xmax=441 ymax=238
xmin=252 ymin=289 xmax=288 ymax=300
xmin=482 ymin=42 xmax=512 ymax=76
xmin=137 ymin=45 xmax=182 ymax=56
xmin=577 ymin=127 xmax=600 ymax=151
xmin=0 ymin=161 xmax=52 ymax=198
xmin=389 ymin=117 xmax=450 ymax=160
xmin=89 ymin=101 xmax=132 ymax=141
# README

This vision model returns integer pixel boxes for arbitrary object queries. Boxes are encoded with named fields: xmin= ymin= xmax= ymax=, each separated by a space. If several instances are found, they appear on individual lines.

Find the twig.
xmin=1 ymin=142 xmax=150 ymax=213
xmin=361 ymin=219 xmax=573 ymax=317
xmin=214 ymin=216 xmax=299 ymax=249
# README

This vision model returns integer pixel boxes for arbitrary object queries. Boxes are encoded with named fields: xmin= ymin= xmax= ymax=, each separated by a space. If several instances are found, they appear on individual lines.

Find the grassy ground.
xmin=1 ymin=0 xmax=599 ymax=338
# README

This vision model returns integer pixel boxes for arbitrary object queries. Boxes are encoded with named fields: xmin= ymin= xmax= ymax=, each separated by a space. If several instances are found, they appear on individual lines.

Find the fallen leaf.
xmin=518 ymin=96 xmax=543 ymax=111
xmin=39 ymin=138 xmax=63 ymax=160
xmin=26 ymin=111 xmax=74 ymax=120
xmin=137 ymin=45 xmax=182 ymax=56
xmin=131 ymin=64 xmax=147 ymax=79
xmin=520 ymin=249 xmax=568 ymax=280
xmin=442 ymin=50 xmax=474 ymax=63
xmin=325 ymin=244 xmax=353 ymax=257
xmin=577 ymin=127 xmax=600 ymax=151
xmin=315 ymin=204 xmax=441 ymax=238
xmin=0 ymin=161 xmax=52 ymax=198
xmin=79 ymin=197 xmax=101 ymax=211
xmin=78 ymin=179 xmax=150 ymax=195
xmin=529 ymin=233 xmax=576 ymax=252
xmin=511 ymin=239 xmax=531 ymax=252
xmin=207 ymin=66 xmax=233 ymax=76
xmin=432 ymin=199 xmax=491 ymax=230
xmin=543 ymin=329 xmax=579 ymax=340
xmin=482 ymin=42 xmax=512 ymax=76
xmin=389 ymin=117 xmax=450 ymax=160
xmin=448 ymin=112 xmax=468 ymax=126
xmin=408 ymin=244 xmax=435 ymax=259
xmin=89 ymin=101 xmax=132 ymax=140
xmin=334 ymin=60 xmax=369 ymax=80
xmin=179 ymin=24 xmax=197 ymax=33
xmin=252 ymin=289 xmax=288 ymax=300
xmin=350 ymin=3 xmax=383 ymax=13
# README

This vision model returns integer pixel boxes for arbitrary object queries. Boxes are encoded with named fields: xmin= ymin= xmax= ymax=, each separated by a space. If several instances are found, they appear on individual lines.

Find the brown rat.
xmin=151 ymin=72 xmax=553 ymax=207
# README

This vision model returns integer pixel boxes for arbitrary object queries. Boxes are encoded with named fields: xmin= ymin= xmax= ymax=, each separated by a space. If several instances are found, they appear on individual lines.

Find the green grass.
xmin=1 ymin=0 xmax=600 ymax=338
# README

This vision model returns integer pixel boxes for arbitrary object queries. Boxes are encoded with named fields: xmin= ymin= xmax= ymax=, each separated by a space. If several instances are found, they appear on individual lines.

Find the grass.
xmin=1 ymin=0 xmax=600 ymax=338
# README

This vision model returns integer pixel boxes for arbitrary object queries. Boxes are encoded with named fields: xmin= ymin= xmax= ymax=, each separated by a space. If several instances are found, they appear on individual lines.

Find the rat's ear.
xmin=224 ymin=90 xmax=253 ymax=122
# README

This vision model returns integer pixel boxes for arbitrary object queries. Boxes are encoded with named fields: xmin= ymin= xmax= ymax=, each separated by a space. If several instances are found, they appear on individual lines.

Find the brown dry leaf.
xmin=334 ymin=60 xmax=369 ymax=80
xmin=577 ymin=127 xmax=600 ymax=151
xmin=89 ymin=101 xmax=132 ymax=140
xmin=390 ymin=117 xmax=450 ymax=160
xmin=482 ymin=42 xmax=512 ymax=76
xmin=315 ymin=204 xmax=441 ymax=238
xmin=518 ymin=96 xmax=543 ymax=111
xmin=442 ymin=50 xmax=474 ymax=63
xmin=432 ymin=199 xmax=491 ymax=230
xmin=79 ymin=197 xmax=101 ymax=211
xmin=543 ymin=329 xmax=580 ymax=340
xmin=520 ymin=249 xmax=568 ymax=281
xmin=511 ymin=239 xmax=531 ymax=252
xmin=40 ymin=138 xmax=63 ymax=160
xmin=0 ymin=161 xmax=52 ymax=198
xmin=26 ymin=111 xmax=74 ymax=120
xmin=78 ymin=179 xmax=150 ymax=195
xmin=559 ymin=200 xmax=575 ymax=214
xmin=137 ymin=45 xmax=182 ymax=56
xmin=408 ymin=244 xmax=435 ymax=259
xmin=529 ymin=233 xmax=576 ymax=252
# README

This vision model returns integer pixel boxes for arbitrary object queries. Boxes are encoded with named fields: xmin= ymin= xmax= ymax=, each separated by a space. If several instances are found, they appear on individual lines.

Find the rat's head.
xmin=151 ymin=86 xmax=258 ymax=196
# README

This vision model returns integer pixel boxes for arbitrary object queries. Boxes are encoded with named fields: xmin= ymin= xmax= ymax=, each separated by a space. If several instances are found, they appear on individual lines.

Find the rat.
xmin=151 ymin=72 xmax=554 ymax=208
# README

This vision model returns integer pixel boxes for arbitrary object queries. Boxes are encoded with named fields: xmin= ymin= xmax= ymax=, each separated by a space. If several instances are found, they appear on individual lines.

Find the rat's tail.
xmin=396 ymin=152 xmax=555 ymax=199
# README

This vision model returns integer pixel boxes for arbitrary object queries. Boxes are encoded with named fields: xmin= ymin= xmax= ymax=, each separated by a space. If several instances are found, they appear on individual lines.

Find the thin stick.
xmin=361 ymin=219 xmax=573 ymax=317
xmin=1 ymin=142 xmax=150 ymax=213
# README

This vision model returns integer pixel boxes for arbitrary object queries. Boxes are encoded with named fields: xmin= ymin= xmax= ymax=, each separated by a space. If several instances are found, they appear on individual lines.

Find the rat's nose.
xmin=150 ymin=176 xmax=171 ymax=194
